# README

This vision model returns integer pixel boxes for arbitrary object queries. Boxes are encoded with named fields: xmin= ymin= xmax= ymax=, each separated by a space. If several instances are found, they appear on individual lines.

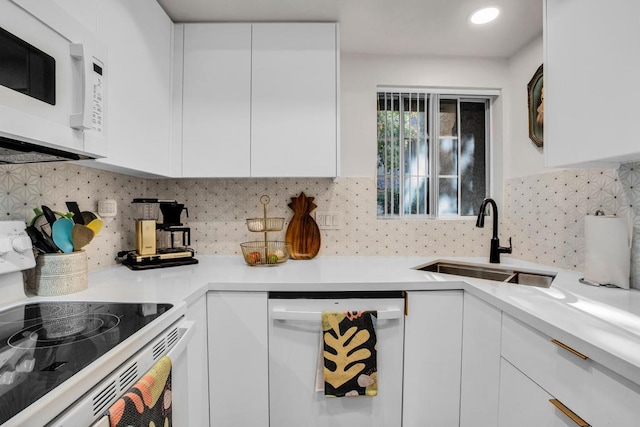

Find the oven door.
xmin=0 ymin=0 xmax=106 ymax=157
xmin=48 ymin=318 xmax=195 ymax=427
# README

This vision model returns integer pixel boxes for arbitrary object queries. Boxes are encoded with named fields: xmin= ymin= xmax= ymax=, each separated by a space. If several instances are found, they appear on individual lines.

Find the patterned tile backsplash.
xmin=505 ymin=164 xmax=640 ymax=289
xmin=2 ymin=161 xmax=640 ymax=289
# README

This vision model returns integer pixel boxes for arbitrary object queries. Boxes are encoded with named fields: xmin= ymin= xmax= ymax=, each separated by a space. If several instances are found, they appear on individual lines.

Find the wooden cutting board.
xmin=285 ymin=192 xmax=321 ymax=259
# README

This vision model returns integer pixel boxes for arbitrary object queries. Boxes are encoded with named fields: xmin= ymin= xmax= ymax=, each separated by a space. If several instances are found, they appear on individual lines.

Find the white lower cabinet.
xmin=498 ymin=358 xmax=560 ymax=427
xmin=207 ymin=291 xmax=269 ymax=427
xmin=402 ymin=291 xmax=463 ymax=427
xmin=204 ymin=289 xmax=640 ymax=427
xmin=501 ymin=313 xmax=640 ymax=427
xmin=185 ymin=295 xmax=209 ymax=427
xmin=459 ymin=293 xmax=501 ymax=427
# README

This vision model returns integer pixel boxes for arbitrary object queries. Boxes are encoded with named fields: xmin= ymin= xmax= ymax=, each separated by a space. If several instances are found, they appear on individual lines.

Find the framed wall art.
xmin=527 ymin=64 xmax=544 ymax=147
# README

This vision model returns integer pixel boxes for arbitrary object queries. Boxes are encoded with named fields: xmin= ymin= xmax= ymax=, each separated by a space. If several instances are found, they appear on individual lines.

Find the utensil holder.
xmin=27 ymin=251 xmax=88 ymax=296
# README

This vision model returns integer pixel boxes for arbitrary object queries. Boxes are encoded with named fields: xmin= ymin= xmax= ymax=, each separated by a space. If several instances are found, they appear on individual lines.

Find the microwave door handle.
xmin=70 ymin=43 xmax=92 ymax=130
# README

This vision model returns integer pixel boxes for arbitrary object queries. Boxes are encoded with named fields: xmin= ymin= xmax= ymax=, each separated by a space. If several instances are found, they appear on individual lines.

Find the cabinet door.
xmin=545 ymin=0 xmax=640 ymax=167
xmin=403 ymin=291 xmax=463 ymax=427
xmin=185 ymin=295 xmax=209 ymax=427
xmin=181 ymin=24 xmax=251 ymax=177
xmin=498 ymin=359 xmax=562 ymax=427
xmin=251 ymin=23 xmax=338 ymax=177
xmin=459 ymin=293 xmax=501 ymax=427
xmin=94 ymin=0 xmax=173 ymax=176
xmin=51 ymin=0 xmax=98 ymax=33
xmin=208 ymin=291 xmax=269 ymax=427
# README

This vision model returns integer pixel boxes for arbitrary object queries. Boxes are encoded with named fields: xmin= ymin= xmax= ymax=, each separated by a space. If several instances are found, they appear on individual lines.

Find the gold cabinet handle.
xmin=549 ymin=399 xmax=590 ymax=427
xmin=551 ymin=339 xmax=588 ymax=360
xmin=403 ymin=291 xmax=409 ymax=316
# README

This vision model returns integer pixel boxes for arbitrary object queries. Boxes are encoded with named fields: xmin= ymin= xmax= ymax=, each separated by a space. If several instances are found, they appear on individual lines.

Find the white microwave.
xmin=0 ymin=0 xmax=106 ymax=163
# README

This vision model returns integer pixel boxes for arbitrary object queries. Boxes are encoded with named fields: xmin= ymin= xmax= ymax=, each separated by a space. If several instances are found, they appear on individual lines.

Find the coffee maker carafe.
xmin=133 ymin=198 xmax=160 ymax=255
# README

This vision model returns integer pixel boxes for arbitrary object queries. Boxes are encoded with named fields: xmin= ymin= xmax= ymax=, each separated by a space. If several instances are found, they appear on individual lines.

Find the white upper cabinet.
xmin=251 ymin=23 xmax=338 ymax=177
xmin=51 ymin=0 xmax=98 ymax=34
xmin=176 ymin=23 xmax=339 ymax=178
xmin=180 ymin=24 xmax=251 ymax=177
xmin=90 ymin=0 xmax=173 ymax=176
xmin=545 ymin=0 xmax=640 ymax=167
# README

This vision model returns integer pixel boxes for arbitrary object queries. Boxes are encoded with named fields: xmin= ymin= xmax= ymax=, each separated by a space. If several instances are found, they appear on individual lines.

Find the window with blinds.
xmin=377 ymin=90 xmax=491 ymax=218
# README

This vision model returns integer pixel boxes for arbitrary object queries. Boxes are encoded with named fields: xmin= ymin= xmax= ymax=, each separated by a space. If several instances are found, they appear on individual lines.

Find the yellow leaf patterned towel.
xmin=108 ymin=355 xmax=172 ymax=426
xmin=322 ymin=311 xmax=378 ymax=397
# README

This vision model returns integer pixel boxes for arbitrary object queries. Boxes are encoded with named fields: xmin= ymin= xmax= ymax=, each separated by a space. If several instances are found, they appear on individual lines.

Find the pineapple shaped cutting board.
xmin=285 ymin=192 xmax=321 ymax=259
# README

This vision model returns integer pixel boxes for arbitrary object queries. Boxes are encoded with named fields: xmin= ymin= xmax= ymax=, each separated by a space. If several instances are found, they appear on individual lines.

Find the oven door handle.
xmin=166 ymin=320 xmax=196 ymax=361
xmin=271 ymin=307 xmax=403 ymax=322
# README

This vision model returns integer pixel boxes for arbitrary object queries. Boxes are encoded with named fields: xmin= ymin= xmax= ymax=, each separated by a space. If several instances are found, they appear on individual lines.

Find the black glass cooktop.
xmin=0 ymin=301 xmax=172 ymax=424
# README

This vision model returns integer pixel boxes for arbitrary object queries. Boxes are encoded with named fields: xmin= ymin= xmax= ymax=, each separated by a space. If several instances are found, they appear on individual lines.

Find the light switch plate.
xmin=315 ymin=211 xmax=341 ymax=230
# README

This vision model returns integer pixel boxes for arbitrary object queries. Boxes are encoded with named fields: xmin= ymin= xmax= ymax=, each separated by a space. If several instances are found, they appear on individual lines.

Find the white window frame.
xmin=377 ymin=86 xmax=500 ymax=219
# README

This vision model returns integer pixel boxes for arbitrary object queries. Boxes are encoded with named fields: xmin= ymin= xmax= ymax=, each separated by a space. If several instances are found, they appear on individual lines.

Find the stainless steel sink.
xmin=415 ymin=261 xmax=555 ymax=288
xmin=505 ymin=272 xmax=554 ymax=288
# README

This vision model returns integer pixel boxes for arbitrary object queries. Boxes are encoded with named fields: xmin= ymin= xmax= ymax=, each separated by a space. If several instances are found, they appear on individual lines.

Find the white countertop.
xmin=6 ymin=255 xmax=640 ymax=387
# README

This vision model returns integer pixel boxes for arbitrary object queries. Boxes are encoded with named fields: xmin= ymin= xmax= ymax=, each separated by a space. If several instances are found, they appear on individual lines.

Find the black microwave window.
xmin=0 ymin=27 xmax=55 ymax=105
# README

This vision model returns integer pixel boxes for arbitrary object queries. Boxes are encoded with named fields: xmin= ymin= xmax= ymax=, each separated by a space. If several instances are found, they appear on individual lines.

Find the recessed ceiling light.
xmin=470 ymin=6 xmax=500 ymax=25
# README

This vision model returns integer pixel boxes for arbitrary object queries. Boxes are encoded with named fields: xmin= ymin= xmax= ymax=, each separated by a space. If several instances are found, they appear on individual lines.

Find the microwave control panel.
xmin=91 ymin=60 xmax=104 ymax=134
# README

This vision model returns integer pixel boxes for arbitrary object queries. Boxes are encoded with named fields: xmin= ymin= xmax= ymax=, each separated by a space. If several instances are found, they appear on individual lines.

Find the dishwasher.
xmin=268 ymin=291 xmax=405 ymax=427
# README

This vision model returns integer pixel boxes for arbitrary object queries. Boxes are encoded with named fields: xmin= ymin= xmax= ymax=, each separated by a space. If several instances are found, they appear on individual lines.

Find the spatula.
xmin=66 ymin=201 xmax=85 ymax=225
xmin=86 ymin=218 xmax=104 ymax=235
xmin=39 ymin=225 xmax=61 ymax=253
xmin=51 ymin=217 xmax=74 ymax=253
xmin=41 ymin=205 xmax=57 ymax=228
xmin=26 ymin=225 xmax=56 ymax=253
xmin=71 ymin=224 xmax=95 ymax=250
xmin=81 ymin=211 xmax=98 ymax=224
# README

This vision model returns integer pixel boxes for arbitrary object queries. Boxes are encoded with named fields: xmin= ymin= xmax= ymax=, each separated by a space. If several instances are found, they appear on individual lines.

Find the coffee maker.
xmin=122 ymin=198 xmax=198 ymax=270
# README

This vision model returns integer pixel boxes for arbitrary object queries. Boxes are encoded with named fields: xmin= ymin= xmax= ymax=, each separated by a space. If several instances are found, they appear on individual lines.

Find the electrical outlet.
xmin=315 ymin=211 xmax=341 ymax=230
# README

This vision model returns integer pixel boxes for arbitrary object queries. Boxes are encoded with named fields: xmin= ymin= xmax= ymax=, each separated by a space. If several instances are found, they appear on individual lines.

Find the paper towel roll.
xmin=584 ymin=215 xmax=631 ymax=289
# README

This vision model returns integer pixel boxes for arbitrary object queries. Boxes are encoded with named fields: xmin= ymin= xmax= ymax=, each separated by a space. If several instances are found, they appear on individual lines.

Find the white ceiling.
xmin=156 ymin=0 xmax=542 ymax=59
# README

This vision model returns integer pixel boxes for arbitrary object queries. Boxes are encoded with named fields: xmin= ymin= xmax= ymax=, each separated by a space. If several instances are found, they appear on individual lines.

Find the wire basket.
xmin=246 ymin=217 xmax=285 ymax=232
xmin=240 ymin=241 xmax=291 ymax=266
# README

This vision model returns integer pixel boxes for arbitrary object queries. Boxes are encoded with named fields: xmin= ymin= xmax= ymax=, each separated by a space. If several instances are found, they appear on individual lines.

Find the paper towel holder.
xmin=581 ymin=210 xmax=632 ymax=289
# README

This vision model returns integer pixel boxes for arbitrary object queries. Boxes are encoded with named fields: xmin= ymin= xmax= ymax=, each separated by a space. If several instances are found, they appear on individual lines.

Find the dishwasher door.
xmin=268 ymin=292 xmax=404 ymax=427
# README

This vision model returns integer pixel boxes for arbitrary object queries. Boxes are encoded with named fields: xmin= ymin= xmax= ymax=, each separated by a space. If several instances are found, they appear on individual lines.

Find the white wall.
xmin=504 ymin=35 xmax=546 ymax=179
xmin=340 ymin=53 xmax=509 ymax=201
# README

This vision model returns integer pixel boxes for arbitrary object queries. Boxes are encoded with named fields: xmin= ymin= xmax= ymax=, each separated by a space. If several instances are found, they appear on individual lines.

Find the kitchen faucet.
xmin=475 ymin=198 xmax=512 ymax=263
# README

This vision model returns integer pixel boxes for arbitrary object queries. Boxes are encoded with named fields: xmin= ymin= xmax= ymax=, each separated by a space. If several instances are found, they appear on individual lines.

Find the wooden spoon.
xmin=71 ymin=224 xmax=95 ymax=250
